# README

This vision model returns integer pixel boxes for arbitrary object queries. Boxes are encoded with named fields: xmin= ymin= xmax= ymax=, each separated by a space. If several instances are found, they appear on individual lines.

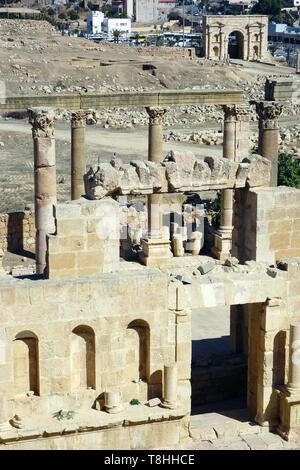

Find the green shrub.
xmin=278 ymin=153 xmax=300 ymax=189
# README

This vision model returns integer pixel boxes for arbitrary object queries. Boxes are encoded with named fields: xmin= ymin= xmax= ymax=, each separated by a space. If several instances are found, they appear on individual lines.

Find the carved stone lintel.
xmin=71 ymin=109 xmax=98 ymax=128
xmin=146 ymin=107 xmax=167 ymax=126
xmin=256 ymin=101 xmax=283 ymax=129
xmin=222 ymin=104 xmax=250 ymax=122
xmin=28 ymin=107 xmax=57 ymax=139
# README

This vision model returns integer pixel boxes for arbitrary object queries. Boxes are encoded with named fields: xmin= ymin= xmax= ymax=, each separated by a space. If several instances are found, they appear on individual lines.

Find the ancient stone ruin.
xmin=0 ymin=88 xmax=300 ymax=449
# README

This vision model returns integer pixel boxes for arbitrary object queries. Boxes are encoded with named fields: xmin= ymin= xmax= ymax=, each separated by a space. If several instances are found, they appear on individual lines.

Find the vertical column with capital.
xmin=296 ymin=51 xmax=300 ymax=74
xmin=256 ymin=101 xmax=283 ymax=187
xmin=212 ymin=105 xmax=249 ymax=261
xmin=71 ymin=111 xmax=86 ymax=200
xmin=139 ymin=107 xmax=172 ymax=267
xmin=28 ymin=107 xmax=57 ymax=276
xmin=71 ymin=109 xmax=98 ymax=200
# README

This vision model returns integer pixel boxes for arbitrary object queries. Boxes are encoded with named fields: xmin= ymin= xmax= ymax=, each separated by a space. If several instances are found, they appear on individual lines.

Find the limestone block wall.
xmin=233 ymin=187 xmax=300 ymax=265
xmin=0 ymin=211 xmax=35 ymax=252
xmin=46 ymin=198 xmax=120 ymax=279
xmin=0 ymin=270 xmax=191 ymax=421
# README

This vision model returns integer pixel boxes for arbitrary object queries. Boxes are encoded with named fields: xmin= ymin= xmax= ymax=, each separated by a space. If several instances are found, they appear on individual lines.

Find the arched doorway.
xmin=228 ymin=31 xmax=244 ymax=59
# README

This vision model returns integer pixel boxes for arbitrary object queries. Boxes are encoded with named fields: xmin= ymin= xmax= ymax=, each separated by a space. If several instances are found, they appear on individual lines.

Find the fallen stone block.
xmin=175 ymin=275 xmax=194 ymax=284
xmin=146 ymin=398 xmax=161 ymax=407
xmin=198 ymin=261 xmax=215 ymax=275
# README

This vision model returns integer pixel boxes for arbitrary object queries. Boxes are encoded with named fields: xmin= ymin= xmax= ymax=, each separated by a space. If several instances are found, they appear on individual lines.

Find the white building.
xmin=86 ymin=11 xmax=104 ymax=35
xmin=102 ymin=17 xmax=131 ymax=35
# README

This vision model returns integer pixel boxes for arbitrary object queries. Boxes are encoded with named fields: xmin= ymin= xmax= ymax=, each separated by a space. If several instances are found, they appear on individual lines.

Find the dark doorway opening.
xmin=228 ymin=31 xmax=244 ymax=59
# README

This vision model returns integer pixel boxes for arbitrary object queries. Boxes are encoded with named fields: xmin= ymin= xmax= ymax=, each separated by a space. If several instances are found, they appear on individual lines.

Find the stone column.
xmin=286 ymin=324 xmax=300 ymax=393
xmin=28 ymin=108 xmax=57 ymax=276
xmin=0 ymin=249 xmax=7 ymax=278
xmin=296 ymin=51 xmax=300 ymax=74
xmin=256 ymin=101 xmax=283 ymax=187
xmin=212 ymin=105 xmax=249 ymax=260
xmin=140 ymin=107 xmax=172 ymax=267
xmin=219 ymin=29 xmax=224 ymax=60
xmin=104 ymin=391 xmax=122 ymax=413
xmin=161 ymin=363 xmax=177 ymax=409
xmin=71 ymin=111 xmax=86 ymax=200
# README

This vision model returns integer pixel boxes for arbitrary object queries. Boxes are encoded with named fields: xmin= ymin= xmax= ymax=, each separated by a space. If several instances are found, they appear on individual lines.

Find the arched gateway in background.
xmin=202 ymin=15 xmax=269 ymax=62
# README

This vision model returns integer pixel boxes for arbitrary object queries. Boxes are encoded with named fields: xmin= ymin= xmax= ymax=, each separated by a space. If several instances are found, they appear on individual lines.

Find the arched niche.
xmin=71 ymin=325 xmax=96 ymax=391
xmin=127 ymin=319 xmax=150 ymax=383
xmin=13 ymin=331 xmax=39 ymax=396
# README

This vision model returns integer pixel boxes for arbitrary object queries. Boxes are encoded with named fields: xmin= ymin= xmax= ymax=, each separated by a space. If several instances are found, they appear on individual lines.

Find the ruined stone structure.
xmin=202 ymin=15 xmax=269 ymax=61
xmin=0 ymin=90 xmax=300 ymax=449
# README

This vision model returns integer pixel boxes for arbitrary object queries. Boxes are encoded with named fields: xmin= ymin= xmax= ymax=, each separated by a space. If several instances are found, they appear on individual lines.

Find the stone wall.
xmin=0 ymin=211 xmax=35 ymax=253
xmin=0 ymin=270 xmax=189 ymax=416
xmin=0 ymin=268 xmax=190 ymax=449
xmin=233 ymin=186 xmax=300 ymax=265
xmin=47 ymin=198 xmax=120 ymax=279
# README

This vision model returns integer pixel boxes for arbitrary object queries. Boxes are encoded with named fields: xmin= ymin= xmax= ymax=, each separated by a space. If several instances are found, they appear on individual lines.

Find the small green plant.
xmin=52 ymin=410 xmax=75 ymax=421
xmin=129 ymin=398 xmax=140 ymax=405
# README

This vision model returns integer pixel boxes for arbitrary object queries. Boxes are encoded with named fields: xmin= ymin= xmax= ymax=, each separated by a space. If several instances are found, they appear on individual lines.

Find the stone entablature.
xmin=202 ymin=15 xmax=269 ymax=62
xmin=84 ymin=152 xmax=271 ymax=200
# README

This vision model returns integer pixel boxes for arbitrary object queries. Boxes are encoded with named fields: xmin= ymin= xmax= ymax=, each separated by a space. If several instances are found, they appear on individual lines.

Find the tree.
xmin=113 ymin=29 xmax=121 ymax=44
xmin=156 ymin=36 xmax=164 ymax=47
xmin=69 ymin=10 xmax=79 ymax=20
xmin=58 ymin=12 xmax=67 ymax=20
xmin=251 ymin=0 xmax=283 ymax=19
xmin=134 ymin=33 xmax=140 ymax=45
xmin=269 ymin=44 xmax=279 ymax=55
xmin=278 ymin=153 xmax=300 ymax=188
xmin=47 ymin=7 xmax=55 ymax=16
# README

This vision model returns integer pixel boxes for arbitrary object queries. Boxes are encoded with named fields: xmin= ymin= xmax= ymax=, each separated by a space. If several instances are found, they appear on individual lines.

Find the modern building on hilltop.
xmin=86 ymin=10 xmax=104 ymax=35
xmin=124 ymin=0 xmax=158 ymax=23
xmin=268 ymin=22 xmax=300 ymax=47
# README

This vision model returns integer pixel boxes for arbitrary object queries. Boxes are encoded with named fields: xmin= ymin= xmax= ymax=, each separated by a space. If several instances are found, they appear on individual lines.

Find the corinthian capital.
xmin=222 ymin=104 xmax=250 ymax=122
xmin=146 ymin=107 xmax=167 ymax=126
xmin=28 ymin=107 xmax=57 ymax=138
xmin=71 ymin=109 xmax=98 ymax=128
xmin=255 ymin=101 xmax=283 ymax=128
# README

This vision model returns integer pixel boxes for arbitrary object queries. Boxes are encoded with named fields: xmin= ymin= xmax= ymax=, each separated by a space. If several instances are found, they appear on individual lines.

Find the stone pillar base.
xmin=139 ymin=239 xmax=173 ymax=267
xmin=211 ymin=229 xmax=232 ymax=260
xmin=160 ymin=400 xmax=177 ymax=410
xmin=277 ymin=386 xmax=300 ymax=441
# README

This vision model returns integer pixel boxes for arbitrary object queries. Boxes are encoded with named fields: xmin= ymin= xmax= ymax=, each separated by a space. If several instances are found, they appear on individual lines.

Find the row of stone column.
xmin=28 ymin=100 xmax=283 ymax=274
xmin=213 ymin=100 xmax=283 ymax=260
xmin=142 ymin=101 xmax=283 ymax=263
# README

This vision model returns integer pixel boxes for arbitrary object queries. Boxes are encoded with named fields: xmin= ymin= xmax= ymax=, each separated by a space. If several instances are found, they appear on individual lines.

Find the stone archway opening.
xmin=228 ymin=31 xmax=244 ymax=59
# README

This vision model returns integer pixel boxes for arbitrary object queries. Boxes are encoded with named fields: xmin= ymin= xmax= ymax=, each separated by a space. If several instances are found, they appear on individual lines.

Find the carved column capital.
xmin=71 ymin=109 xmax=98 ymax=128
xmin=146 ymin=107 xmax=167 ymax=126
xmin=222 ymin=104 xmax=250 ymax=122
xmin=28 ymin=107 xmax=57 ymax=139
xmin=256 ymin=101 xmax=283 ymax=129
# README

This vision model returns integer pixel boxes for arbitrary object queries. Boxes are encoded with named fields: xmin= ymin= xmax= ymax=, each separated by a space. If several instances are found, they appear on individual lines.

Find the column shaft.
xmin=256 ymin=101 xmax=283 ymax=187
xmin=287 ymin=324 xmax=300 ymax=391
xmin=71 ymin=113 xmax=86 ymax=200
xmin=29 ymin=108 xmax=57 ymax=276
xmin=140 ymin=107 xmax=172 ymax=266
xmin=147 ymin=107 xmax=165 ymax=239
xmin=162 ymin=363 xmax=177 ymax=408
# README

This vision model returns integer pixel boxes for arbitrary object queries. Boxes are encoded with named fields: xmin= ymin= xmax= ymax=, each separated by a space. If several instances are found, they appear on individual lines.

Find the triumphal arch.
xmin=202 ymin=15 xmax=269 ymax=61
